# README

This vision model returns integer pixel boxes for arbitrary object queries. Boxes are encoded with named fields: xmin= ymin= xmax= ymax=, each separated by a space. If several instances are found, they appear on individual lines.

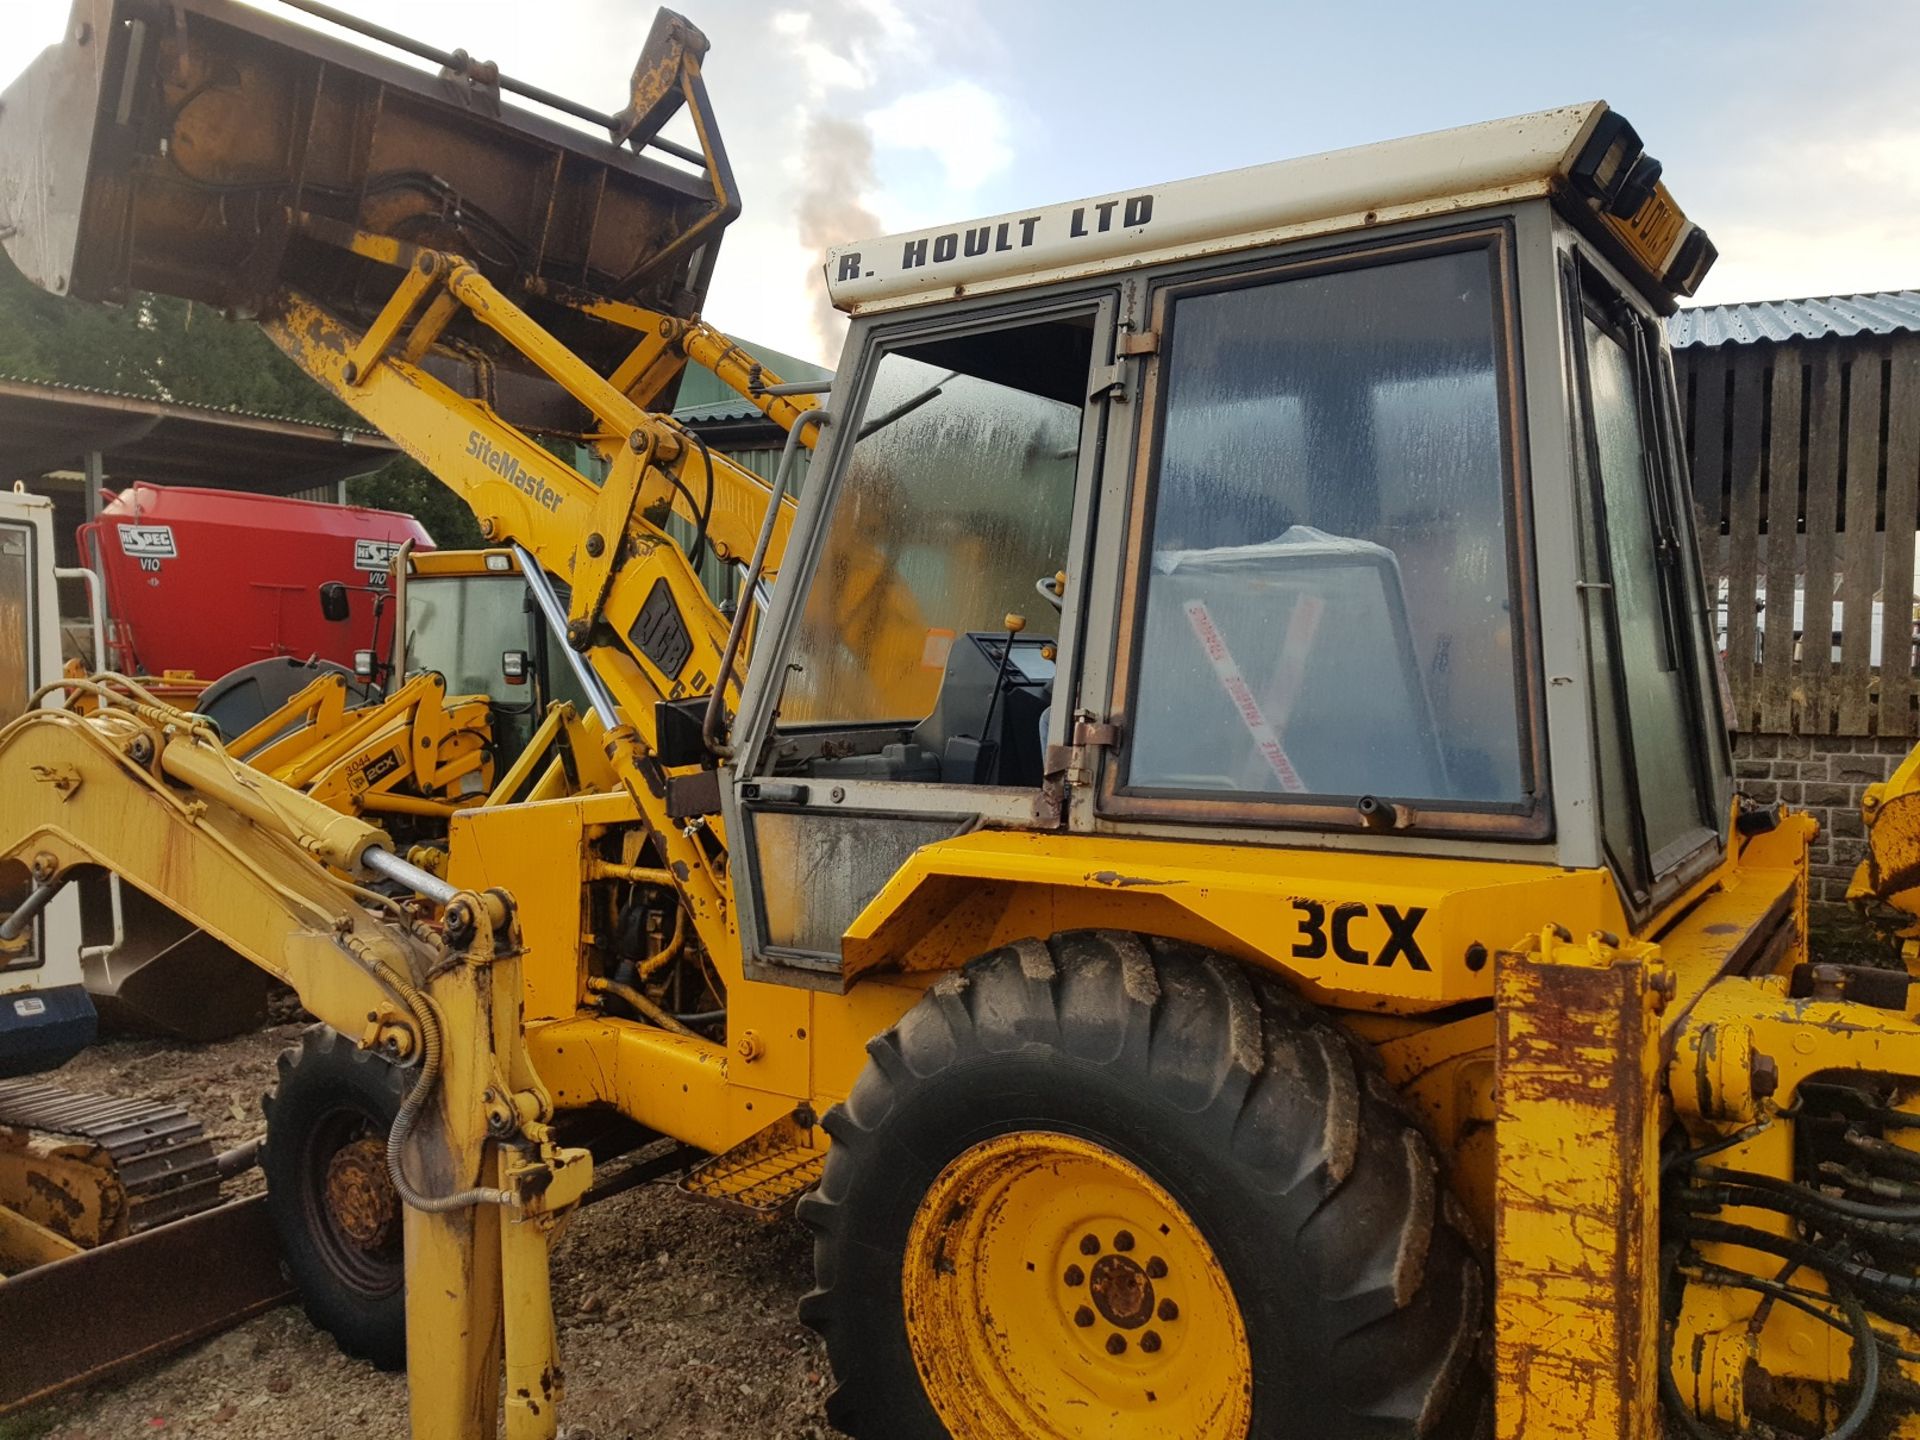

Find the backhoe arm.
xmin=0 ymin=683 xmax=590 ymax=1440
xmin=260 ymin=263 xmax=775 ymax=960
xmin=263 ymin=262 xmax=787 ymax=691
xmin=0 ymin=694 xmax=424 ymax=1046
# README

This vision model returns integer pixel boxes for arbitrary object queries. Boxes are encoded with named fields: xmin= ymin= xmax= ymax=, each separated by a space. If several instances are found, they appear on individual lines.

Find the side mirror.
xmin=352 ymin=649 xmax=376 ymax=682
xmin=501 ymin=650 xmax=530 ymax=686
xmin=318 ymin=582 xmax=351 ymax=623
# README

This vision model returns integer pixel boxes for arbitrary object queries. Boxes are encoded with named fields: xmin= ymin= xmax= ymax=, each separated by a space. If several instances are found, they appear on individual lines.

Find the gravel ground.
xmin=5 ymin=1014 xmax=832 ymax=1440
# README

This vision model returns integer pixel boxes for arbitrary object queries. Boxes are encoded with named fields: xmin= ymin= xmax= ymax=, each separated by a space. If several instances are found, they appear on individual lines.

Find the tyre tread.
xmin=803 ymin=932 xmax=1485 ymax=1438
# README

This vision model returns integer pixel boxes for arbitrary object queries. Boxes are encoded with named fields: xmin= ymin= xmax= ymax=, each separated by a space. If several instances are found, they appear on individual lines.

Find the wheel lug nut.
xmin=1063 ymin=1264 xmax=1084 ymax=1287
xmin=1106 ymin=1334 xmax=1128 ymax=1355
xmin=1141 ymin=1331 xmax=1162 ymax=1353
xmin=1113 ymin=1230 xmax=1135 ymax=1252
xmin=1074 ymin=1306 xmax=1095 ymax=1328
xmin=1145 ymin=1256 xmax=1168 ymax=1279
xmin=1158 ymin=1298 xmax=1179 ymax=1322
xmin=1079 ymin=1234 xmax=1100 ymax=1256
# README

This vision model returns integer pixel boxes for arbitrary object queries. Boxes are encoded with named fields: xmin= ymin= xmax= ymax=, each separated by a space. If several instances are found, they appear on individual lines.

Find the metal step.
xmin=677 ymin=1114 xmax=824 ymax=1220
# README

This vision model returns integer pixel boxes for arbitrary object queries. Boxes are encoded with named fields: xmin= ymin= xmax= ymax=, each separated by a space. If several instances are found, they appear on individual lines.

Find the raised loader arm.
xmin=0 ymin=8 xmax=805 ymax=1433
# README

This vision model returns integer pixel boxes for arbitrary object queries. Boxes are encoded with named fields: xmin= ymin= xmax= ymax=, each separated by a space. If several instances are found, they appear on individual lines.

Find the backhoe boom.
xmin=0 ymin=682 xmax=589 ymax=1440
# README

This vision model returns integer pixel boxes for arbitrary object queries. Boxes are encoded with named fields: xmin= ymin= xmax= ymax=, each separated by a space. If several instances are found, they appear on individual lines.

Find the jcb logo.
xmin=347 ymin=747 xmax=404 ymax=795
xmin=1290 ymin=899 xmax=1430 ymax=971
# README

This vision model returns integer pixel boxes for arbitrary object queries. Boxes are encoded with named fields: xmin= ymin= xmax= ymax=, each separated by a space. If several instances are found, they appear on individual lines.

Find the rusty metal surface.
xmin=0 ymin=0 xmax=732 ymax=379
xmin=0 ymin=1079 xmax=221 ymax=1242
xmin=0 ymin=1192 xmax=291 ymax=1414
xmin=1493 ymin=936 xmax=1664 ymax=1440
xmin=678 ymin=1115 xmax=823 ymax=1219
xmin=324 ymin=1134 xmax=398 ymax=1250
xmin=612 ymin=9 xmax=709 ymax=147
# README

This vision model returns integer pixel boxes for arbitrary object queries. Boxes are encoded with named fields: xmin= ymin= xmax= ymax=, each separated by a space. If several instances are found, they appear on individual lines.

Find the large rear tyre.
xmin=799 ymin=931 xmax=1483 ymax=1440
xmin=261 ymin=1025 xmax=409 ymax=1369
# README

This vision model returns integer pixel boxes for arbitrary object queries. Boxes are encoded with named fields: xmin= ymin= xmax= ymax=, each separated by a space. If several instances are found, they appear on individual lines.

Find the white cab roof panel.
xmin=825 ymin=102 xmax=1608 ymax=314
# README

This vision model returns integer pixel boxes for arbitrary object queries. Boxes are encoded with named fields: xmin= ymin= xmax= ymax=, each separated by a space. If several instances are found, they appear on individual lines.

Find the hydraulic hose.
xmin=586 ymin=975 xmax=696 ymax=1036
xmin=1660 ymin=1279 xmax=1880 ymax=1440
xmin=638 ymin=904 xmax=688 ymax=981
xmin=375 ymin=944 xmax=517 ymax=1214
xmin=702 ymin=407 xmax=828 ymax=756
xmin=1705 ymin=1165 xmax=1920 ymax=1226
xmin=1677 ymin=1215 xmax=1920 ymax=1299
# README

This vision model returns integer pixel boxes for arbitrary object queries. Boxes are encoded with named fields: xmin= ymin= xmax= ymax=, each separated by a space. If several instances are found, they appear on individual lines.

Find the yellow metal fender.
xmin=841 ymin=828 xmax=1625 ymax=1012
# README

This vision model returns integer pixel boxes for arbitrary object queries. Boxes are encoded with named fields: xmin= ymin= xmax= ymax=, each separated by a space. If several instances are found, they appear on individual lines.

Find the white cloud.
xmin=866 ymin=81 xmax=1014 ymax=197
xmin=774 ymin=11 xmax=878 ymax=96
xmin=1694 ymin=220 xmax=1920 ymax=307
xmin=694 ymin=0 xmax=1009 ymax=362
xmin=1836 ymin=129 xmax=1920 ymax=197
xmin=1687 ymin=118 xmax=1920 ymax=306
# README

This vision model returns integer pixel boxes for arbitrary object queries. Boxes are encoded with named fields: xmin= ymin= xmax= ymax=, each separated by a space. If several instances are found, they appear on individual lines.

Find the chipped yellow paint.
xmin=903 ymin=1133 xmax=1250 ymax=1440
xmin=1493 ymin=931 xmax=1663 ymax=1440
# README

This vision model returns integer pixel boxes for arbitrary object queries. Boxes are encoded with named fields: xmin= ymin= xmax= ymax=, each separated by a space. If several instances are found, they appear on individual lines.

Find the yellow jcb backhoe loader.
xmin=5 ymin=3 xmax=1920 ymax=1438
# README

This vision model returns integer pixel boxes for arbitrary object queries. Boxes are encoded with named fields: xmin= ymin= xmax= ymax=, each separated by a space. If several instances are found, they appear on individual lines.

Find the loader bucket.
xmin=0 ymin=0 xmax=735 ymax=375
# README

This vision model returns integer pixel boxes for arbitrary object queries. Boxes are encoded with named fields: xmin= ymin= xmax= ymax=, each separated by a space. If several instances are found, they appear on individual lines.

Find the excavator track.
xmin=0 ymin=1079 xmax=223 ymax=1247
xmin=0 ymin=1081 xmax=290 ymax=1416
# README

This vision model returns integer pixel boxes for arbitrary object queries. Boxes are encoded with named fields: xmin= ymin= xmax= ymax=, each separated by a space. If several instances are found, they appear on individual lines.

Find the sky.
xmin=2 ymin=0 xmax=1917 ymax=366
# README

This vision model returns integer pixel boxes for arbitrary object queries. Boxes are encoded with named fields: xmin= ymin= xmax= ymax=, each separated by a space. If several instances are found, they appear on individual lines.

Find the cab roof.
xmin=823 ymin=101 xmax=1713 ymax=317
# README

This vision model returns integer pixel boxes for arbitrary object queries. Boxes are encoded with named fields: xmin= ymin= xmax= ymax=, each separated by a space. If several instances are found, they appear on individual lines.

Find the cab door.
xmin=728 ymin=293 xmax=1120 ymax=984
xmin=1092 ymin=228 xmax=1549 ymax=841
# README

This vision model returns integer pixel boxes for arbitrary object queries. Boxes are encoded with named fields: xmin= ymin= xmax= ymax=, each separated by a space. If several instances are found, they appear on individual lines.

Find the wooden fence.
xmin=1680 ymin=331 xmax=1920 ymax=736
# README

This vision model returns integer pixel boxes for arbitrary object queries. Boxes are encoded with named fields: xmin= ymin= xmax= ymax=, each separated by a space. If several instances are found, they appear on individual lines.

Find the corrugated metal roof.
xmin=0 ymin=371 xmax=385 ymax=433
xmin=1667 ymin=290 xmax=1920 ymax=349
xmin=674 ymin=397 xmax=765 ymax=425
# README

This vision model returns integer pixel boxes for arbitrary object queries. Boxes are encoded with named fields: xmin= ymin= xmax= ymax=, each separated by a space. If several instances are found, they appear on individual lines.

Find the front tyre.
xmin=798 ymin=931 xmax=1483 ymax=1440
xmin=261 ymin=1025 xmax=409 ymax=1369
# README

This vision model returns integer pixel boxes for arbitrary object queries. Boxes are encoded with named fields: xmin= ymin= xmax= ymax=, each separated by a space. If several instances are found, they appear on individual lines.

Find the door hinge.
xmin=1044 ymin=718 xmax=1121 ymax=793
xmin=1090 ymin=331 xmax=1157 ymax=403
xmin=1072 ymin=718 xmax=1120 ymax=748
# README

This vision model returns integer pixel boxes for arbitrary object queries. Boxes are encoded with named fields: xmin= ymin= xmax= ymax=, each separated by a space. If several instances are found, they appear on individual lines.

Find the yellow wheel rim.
xmin=903 ymin=1131 xmax=1252 ymax=1440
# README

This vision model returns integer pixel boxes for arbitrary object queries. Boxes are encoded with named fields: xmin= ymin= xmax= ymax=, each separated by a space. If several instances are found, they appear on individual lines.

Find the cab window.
xmin=406 ymin=574 xmax=531 ymax=703
xmin=1571 ymin=272 xmax=1723 ymax=898
xmin=0 ymin=526 xmax=34 ymax=727
xmin=1120 ymin=240 xmax=1531 ymax=815
xmin=772 ymin=311 xmax=1095 ymax=787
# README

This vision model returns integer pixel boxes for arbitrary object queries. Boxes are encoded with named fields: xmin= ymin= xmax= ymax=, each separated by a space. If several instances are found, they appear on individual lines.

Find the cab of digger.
xmin=729 ymin=104 xmax=1733 ymax=978
xmin=769 ymin=310 xmax=1092 ymax=789
xmin=757 ymin=253 xmax=1528 ymax=811
xmin=398 ymin=551 xmax=592 ymax=758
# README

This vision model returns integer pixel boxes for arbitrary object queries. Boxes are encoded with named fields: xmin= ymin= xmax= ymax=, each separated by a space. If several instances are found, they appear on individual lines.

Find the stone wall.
xmin=1732 ymin=734 xmax=1911 ymax=924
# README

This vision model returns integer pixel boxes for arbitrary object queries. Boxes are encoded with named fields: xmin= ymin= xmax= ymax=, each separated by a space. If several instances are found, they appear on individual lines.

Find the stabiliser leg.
xmin=401 ymin=892 xmax=590 ymax=1440
xmin=1494 ymin=930 xmax=1665 ymax=1439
